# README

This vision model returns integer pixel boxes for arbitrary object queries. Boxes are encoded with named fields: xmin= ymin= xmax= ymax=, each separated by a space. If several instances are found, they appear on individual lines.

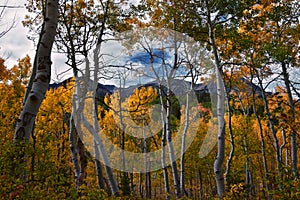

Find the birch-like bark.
xmin=180 ymin=82 xmax=194 ymax=196
xmin=279 ymin=127 xmax=286 ymax=160
xmin=69 ymin=116 xmax=80 ymax=186
xmin=180 ymin=90 xmax=189 ymax=196
xmin=94 ymin=139 xmax=105 ymax=190
xmin=243 ymin=129 xmax=250 ymax=197
xmin=165 ymin=28 xmax=181 ymax=198
xmin=93 ymin=100 xmax=105 ymax=190
xmin=72 ymin=61 xmax=89 ymax=189
xmin=61 ymin=0 xmax=82 ymax=188
xmin=91 ymin=27 xmax=120 ymax=195
xmin=14 ymin=0 xmax=58 ymax=141
xmin=77 ymin=135 xmax=87 ymax=186
xmin=160 ymin=100 xmax=170 ymax=199
xmin=206 ymin=0 xmax=226 ymax=197
xmin=143 ymin=120 xmax=151 ymax=198
xmin=22 ymin=24 xmax=43 ymax=105
xmin=281 ymin=62 xmax=298 ymax=179
xmin=82 ymin=115 xmax=119 ymax=195
xmin=166 ymin=78 xmax=181 ymax=199
xmin=151 ymin=53 xmax=170 ymax=199
xmin=225 ymin=91 xmax=234 ymax=188
xmin=212 ymin=63 xmax=226 ymax=199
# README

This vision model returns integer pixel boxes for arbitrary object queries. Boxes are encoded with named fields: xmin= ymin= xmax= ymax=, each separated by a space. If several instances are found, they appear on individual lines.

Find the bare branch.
xmin=0 ymin=1 xmax=18 ymax=38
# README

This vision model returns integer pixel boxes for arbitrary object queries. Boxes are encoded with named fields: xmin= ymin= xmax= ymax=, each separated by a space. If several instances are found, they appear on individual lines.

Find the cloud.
xmin=0 ymin=0 xmax=67 ymax=83
xmin=0 ymin=0 xmax=35 ymax=67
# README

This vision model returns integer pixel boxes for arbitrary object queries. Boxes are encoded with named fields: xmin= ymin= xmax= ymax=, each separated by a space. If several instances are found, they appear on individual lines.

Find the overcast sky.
xmin=0 ymin=0 xmax=143 ymax=83
xmin=0 ymin=0 xmax=69 ymax=82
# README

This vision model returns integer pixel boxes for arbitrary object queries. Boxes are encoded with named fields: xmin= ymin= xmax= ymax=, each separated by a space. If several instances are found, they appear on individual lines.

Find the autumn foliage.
xmin=1 ymin=0 xmax=300 ymax=199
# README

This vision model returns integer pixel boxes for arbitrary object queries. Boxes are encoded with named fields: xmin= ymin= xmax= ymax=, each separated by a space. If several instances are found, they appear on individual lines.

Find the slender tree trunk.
xmin=256 ymin=73 xmax=282 ymax=180
xmin=14 ymin=0 xmax=58 ymax=141
xmin=90 ymin=33 xmax=119 ymax=196
xmin=139 ymin=173 xmax=143 ymax=198
xmin=281 ymin=62 xmax=298 ymax=179
xmin=72 ymin=68 xmax=88 ymax=189
xmin=180 ymin=86 xmax=191 ymax=196
xmin=251 ymin=71 xmax=270 ymax=194
xmin=166 ymin=82 xmax=181 ymax=198
xmin=280 ymin=127 xmax=287 ymax=166
xmin=158 ymin=86 xmax=170 ymax=199
xmin=149 ymin=43 xmax=171 ymax=199
xmin=66 ymin=4 xmax=82 ymax=189
xmin=94 ymin=101 xmax=105 ymax=190
xmin=225 ymin=92 xmax=234 ymax=188
xmin=81 ymin=114 xmax=119 ymax=195
xmin=69 ymin=116 xmax=80 ymax=187
xmin=212 ymin=41 xmax=226 ymax=199
xmin=161 ymin=123 xmax=170 ymax=200
xmin=130 ymin=172 xmax=134 ymax=193
xmin=241 ymin=100 xmax=256 ymax=198
xmin=206 ymin=1 xmax=226 ymax=197
xmin=146 ymin=171 xmax=151 ymax=198
xmin=198 ymin=170 xmax=203 ymax=200
xmin=118 ymin=79 xmax=130 ymax=195
xmin=244 ymin=132 xmax=250 ymax=198
xmin=94 ymin=140 xmax=105 ymax=190
xmin=77 ymin=137 xmax=87 ymax=186
xmin=142 ymin=118 xmax=151 ymax=198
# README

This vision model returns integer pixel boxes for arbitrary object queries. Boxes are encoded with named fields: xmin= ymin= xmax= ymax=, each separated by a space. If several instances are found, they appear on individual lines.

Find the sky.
xmin=0 ymin=0 xmax=69 ymax=83
xmin=1 ymin=0 xmax=298 ymax=94
xmin=0 ymin=0 xmax=142 ymax=84
xmin=0 ymin=0 xmax=215 ymax=88
xmin=0 ymin=0 xmax=33 ymax=66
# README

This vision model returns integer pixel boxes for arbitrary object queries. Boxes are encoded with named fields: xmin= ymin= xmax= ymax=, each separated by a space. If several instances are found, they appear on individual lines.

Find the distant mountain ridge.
xmin=49 ymin=77 xmax=211 ymax=101
xmin=49 ymin=77 xmax=267 ymax=102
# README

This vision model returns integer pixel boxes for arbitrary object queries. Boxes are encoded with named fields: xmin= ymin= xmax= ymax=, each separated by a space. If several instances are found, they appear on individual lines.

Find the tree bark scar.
xmin=40 ymin=42 xmax=47 ymax=48
xmin=38 ymin=59 xmax=46 ymax=70
xmin=29 ymin=93 xmax=39 ymax=102
xmin=23 ymin=112 xmax=35 ymax=126
xmin=37 ymin=74 xmax=48 ymax=82
xmin=16 ymin=127 xmax=25 ymax=140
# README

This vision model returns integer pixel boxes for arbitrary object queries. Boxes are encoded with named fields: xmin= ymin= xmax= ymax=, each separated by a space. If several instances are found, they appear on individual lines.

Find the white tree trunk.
xmin=160 ymin=93 xmax=170 ymax=199
xmin=281 ymin=62 xmax=298 ymax=179
xmin=180 ymin=84 xmax=192 ymax=196
xmin=256 ymin=74 xmax=282 ymax=179
xmin=14 ymin=0 xmax=58 ymax=141
xmin=166 ymin=79 xmax=181 ymax=198
xmin=213 ymin=66 xmax=226 ymax=198
xmin=91 ymin=39 xmax=120 ymax=196
xmin=69 ymin=116 xmax=80 ymax=186
xmin=224 ymin=92 xmax=234 ymax=188
xmin=206 ymin=1 xmax=226 ymax=197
